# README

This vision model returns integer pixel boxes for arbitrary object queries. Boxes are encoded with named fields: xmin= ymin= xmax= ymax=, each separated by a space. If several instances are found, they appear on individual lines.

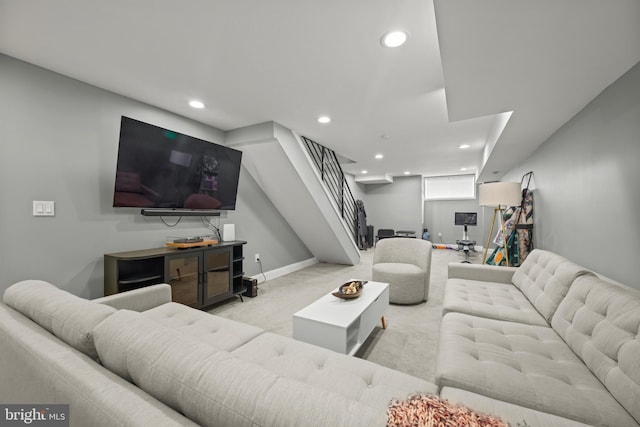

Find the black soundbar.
xmin=140 ymin=209 xmax=221 ymax=217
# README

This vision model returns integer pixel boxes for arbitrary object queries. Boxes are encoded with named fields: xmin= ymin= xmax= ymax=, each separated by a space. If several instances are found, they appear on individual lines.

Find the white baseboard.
xmin=251 ymin=257 xmax=318 ymax=283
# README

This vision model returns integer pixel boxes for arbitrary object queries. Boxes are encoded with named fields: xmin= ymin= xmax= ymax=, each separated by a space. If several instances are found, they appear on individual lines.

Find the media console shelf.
xmin=104 ymin=241 xmax=247 ymax=309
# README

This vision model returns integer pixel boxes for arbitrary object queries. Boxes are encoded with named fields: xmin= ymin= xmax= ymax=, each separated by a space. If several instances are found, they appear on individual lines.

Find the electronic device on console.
xmin=172 ymin=237 xmax=204 ymax=244
xmin=165 ymin=235 xmax=218 ymax=248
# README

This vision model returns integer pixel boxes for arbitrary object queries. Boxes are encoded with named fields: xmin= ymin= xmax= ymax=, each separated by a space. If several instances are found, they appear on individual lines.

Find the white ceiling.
xmin=1 ymin=0 xmax=639 ymax=182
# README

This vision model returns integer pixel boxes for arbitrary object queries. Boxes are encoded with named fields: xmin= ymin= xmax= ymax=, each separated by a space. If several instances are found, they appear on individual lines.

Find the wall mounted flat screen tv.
xmin=112 ymin=117 xmax=242 ymax=213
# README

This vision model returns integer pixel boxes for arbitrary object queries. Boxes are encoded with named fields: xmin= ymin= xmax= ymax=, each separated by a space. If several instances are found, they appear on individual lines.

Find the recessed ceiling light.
xmin=361 ymin=170 xmax=368 ymax=174
xmin=375 ymin=154 xmax=384 ymax=159
xmin=460 ymin=167 xmax=468 ymax=171
xmin=189 ymin=100 xmax=205 ymax=109
xmin=404 ymin=171 xmax=410 ymax=175
xmin=317 ymin=115 xmax=331 ymax=124
xmin=381 ymin=31 xmax=408 ymax=48
xmin=459 ymin=144 xmax=471 ymax=149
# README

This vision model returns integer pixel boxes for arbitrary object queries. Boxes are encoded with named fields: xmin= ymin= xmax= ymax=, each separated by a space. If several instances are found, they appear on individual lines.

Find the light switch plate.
xmin=33 ymin=201 xmax=55 ymax=216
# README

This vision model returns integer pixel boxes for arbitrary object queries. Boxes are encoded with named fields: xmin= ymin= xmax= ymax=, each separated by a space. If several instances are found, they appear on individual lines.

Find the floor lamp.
xmin=479 ymin=182 xmax=522 ymax=266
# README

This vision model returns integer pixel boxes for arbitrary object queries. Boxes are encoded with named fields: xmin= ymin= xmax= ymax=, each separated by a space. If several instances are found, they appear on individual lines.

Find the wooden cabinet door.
xmin=202 ymin=248 xmax=232 ymax=306
xmin=165 ymin=253 xmax=202 ymax=307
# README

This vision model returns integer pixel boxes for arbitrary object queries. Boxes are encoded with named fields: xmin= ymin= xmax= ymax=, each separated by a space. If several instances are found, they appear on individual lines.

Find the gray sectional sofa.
xmin=1 ymin=248 xmax=638 ymax=426
xmin=0 ymin=280 xmax=435 ymax=427
xmin=437 ymin=249 xmax=640 ymax=427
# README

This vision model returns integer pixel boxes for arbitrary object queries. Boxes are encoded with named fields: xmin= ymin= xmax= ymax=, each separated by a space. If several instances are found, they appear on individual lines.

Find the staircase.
xmin=300 ymin=136 xmax=358 ymax=244
xmin=225 ymin=122 xmax=360 ymax=265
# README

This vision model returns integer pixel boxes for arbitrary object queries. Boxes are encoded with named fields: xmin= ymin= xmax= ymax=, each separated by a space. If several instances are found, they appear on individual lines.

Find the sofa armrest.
xmin=93 ymin=284 xmax=172 ymax=312
xmin=447 ymin=263 xmax=517 ymax=284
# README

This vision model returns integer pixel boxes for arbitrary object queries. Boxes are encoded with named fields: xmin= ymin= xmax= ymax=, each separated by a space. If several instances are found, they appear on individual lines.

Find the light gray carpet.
xmin=208 ymin=246 xmax=481 ymax=383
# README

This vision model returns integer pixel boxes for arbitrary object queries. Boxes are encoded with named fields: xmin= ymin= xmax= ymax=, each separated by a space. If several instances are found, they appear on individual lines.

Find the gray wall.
xmin=424 ymin=198 xmax=491 ymax=245
xmin=356 ymin=177 xmax=494 ymax=247
xmin=0 ymin=54 xmax=311 ymax=298
xmin=361 ymin=176 xmax=423 ymax=236
xmin=502 ymin=60 xmax=640 ymax=288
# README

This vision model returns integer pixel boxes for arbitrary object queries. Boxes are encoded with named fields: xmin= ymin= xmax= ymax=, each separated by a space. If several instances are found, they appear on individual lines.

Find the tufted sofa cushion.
xmin=440 ymin=387 xmax=594 ymax=427
xmin=142 ymin=304 xmax=436 ymax=412
xmin=511 ymin=249 xmax=592 ymax=321
xmin=93 ymin=310 xmax=388 ymax=427
xmin=435 ymin=312 xmax=638 ymax=426
xmin=3 ymin=280 xmax=116 ymax=359
xmin=143 ymin=302 xmax=264 ymax=351
xmin=552 ymin=274 xmax=640 ymax=425
xmin=231 ymin=332 xmax=436 ymax=413
xmin=443 ymin=279 xmax=548 ymax=326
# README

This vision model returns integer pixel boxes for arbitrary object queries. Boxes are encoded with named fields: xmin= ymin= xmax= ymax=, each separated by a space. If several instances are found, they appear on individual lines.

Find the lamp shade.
xmin=478 ymin=182 xmax=521 ymax=207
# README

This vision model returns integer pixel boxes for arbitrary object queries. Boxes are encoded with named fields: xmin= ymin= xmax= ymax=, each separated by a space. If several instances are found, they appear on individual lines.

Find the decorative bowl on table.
xmin=332 ymin=280 xmax=367 ymax=300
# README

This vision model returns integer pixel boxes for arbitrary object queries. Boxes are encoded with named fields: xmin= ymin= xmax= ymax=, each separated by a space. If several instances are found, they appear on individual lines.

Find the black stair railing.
xmin=301 ymin=136 xmax=358 ymax=244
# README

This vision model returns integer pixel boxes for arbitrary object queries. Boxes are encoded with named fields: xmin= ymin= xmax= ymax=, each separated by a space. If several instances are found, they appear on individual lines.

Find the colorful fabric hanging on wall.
xmin=486 ymin=172 xmax=534 ymax=267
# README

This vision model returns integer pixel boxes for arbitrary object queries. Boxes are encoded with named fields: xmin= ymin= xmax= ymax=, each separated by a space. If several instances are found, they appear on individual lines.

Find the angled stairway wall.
xmin=226 ymin=122 xmax=360 ymax=266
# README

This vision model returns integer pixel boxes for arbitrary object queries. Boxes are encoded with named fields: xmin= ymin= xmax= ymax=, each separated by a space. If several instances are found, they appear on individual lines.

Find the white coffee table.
xmin=292 ymin=280 xmax=389 ymax=355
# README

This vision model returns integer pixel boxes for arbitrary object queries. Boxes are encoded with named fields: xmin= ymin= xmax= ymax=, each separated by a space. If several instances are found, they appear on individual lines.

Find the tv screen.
xmin=112 ymin=117 xmax=242 ymax=211
xmin=455 ymin=212 xmax=477 ymax=226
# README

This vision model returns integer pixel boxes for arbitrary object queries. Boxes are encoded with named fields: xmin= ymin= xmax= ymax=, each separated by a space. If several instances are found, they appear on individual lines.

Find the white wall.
xmin=0 ymin=54 xmax=312 ymax=297
xmin=424 ymin=198 xmax=488 ymax=245
xmin=502 ymin=60 xmax=640 ymax=288
xmin=357 ymin=176 xmax=492 ymax=246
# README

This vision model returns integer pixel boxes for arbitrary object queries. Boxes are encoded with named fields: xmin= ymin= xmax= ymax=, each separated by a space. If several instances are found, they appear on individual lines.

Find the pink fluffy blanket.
xmin=387 ymin=394 xmax=510 ymax=427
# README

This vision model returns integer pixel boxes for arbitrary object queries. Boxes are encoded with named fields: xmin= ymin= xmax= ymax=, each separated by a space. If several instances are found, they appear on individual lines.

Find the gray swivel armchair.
xmin=372 ymin=238 xmax=432 ymax=304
